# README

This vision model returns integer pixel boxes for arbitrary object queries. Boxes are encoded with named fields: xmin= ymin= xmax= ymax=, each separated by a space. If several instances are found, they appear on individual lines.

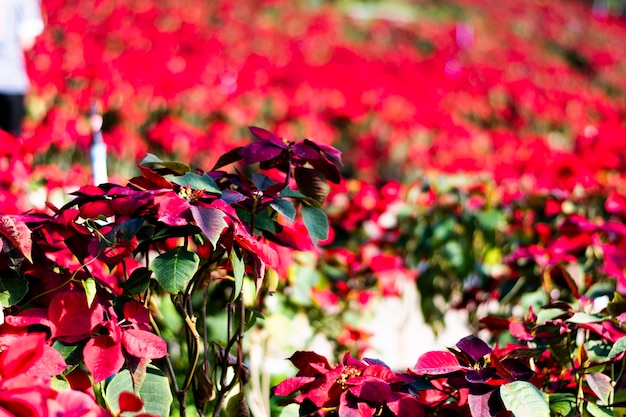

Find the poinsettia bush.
xmin=0 ymin=127 xmax=342 ymax=416
xmin=274 ymin=280 xmax=626 ymax=417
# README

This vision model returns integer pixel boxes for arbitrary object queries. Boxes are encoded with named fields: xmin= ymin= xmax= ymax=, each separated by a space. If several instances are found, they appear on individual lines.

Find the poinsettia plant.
xmin=0 ymin=127 xmax=342 ymax=417
xmin=275 ymin=293 xmax=626 ymax=417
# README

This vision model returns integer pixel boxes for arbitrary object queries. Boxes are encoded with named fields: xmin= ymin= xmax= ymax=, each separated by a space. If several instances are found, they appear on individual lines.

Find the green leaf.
xmin=586 ymin=401 xmax=613 ymax=417
xmin=475 ymin=209 xmax=504 ymax=231
xmin=226 ymin=392 xmax=250 ymax=417
xmin=301 ymin=205 xmax=328 ymax=244
xmin=104 ymin=364 xmax=172 ymax=417
xmin=52 ymin=340 xmax=83 ymax=366
xmin=83 ymin=278 xmax=97 ymax=307
xmin=0 ymin=269 xmax=28 ymax=307
xmin=500 ymin=381 xmax=549 ymax=417
xmin=585 ymin=339 xmax=613 ymax=363
xmin=230 ymin=249 xmax=245 ymax=301
xmin=276 ymin=403 xmax=300 ymax=417
xmin=151 ymin=247 xmax=199 ymax=294
xmin=548 ymin=393 xmax=576 ymax=417
xmin=280 ymin=188 xmax=307 ymax=199
xmin=140 ymin=154 xmax=190 ymax=175
xmin=252 ymin=173 xmax=277 ymax=191
xmin=270 ymin=199 xmax=296 ymax=221
xmin=566 ymin=312 xmax=603 ymax=324
xmin=586 ymin=372 xmax=613 ymax=405
xmin=124 ymin=267 xmax=152 ymax=296
xmin=253 ymin=210 xmax=276 ymax=234
xmin=167 ymin=172 xmax=221 ymax=194
xmin=536 ymin=308 xmax=568 ymax=324
xmin=140 ymin=153 xmax=163 ymax=165
xmin=608 ymin=336 xmax=626 ymax=359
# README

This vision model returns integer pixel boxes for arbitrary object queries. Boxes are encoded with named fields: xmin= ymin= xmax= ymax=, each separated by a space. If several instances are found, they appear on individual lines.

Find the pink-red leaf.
xmin=0 ymin=333 xmax=45 ymax=378
xmin=413 ymin=351 xmax=463 ymax=375
xmin=157 ymin=193 xmax=191 ymax=226
xmin=48 ymin=292 xmax=105 ymax=343
xmin=122 ymin=328 xmax=168 ymax=359
xmin=272 ymin=376 xmax=316 ymax=396
xmin=83 ymin=335 xmax=125 ymax=383
xmin=468 ymin=392 xmax=494 ymax=417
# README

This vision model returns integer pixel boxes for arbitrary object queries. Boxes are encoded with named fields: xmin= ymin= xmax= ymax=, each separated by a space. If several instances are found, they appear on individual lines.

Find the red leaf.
xmin=25 ymin=342 xmax=68 ymax=379
xmin=122 ymin=328 xmax=168 ymax=359
xmin=288 ymin=351 xmax=332 ymax=375
xmin=83 ymin=335 xmax=125 ymax=383
xmin=118 ymin=391 xmax=144 ymax=412
xmin=272 ymin=376 xmax=316 ymax=396
xmin=0 ymin=215 xmax=32 ymax=262
xmin=0 ymin=333 xmax=45 ymax=378
xmin=348 ymin=379 xmax=396 ymax=403
xmin=157 ymin=193 xmax=191 ymax=226
xmin=509 ymin=321 xmax=534 ymax=341
xmin=78 ymin=200 xmax=115 ymax=219
xmin=413 ymin=351 xmax=463 ymax=375
xmin=388 ymin=396 xmax=425 ymax=417
xmin=131 ymin=165 xmax=175 ymax=190
xmin=234 ymin=223 xmax=278 ymax=267
xmin=48 ymin=292 xmax=105 ymax=343
xmin=122 ymin=300 xmax=152 ymax=330
xmin=272 ymin=224 xmax=314 ymax=251
xmin=248 ymin=126 xmax=286 ymax=147
xmin=55 ymin=390 xmax=106 ymax=416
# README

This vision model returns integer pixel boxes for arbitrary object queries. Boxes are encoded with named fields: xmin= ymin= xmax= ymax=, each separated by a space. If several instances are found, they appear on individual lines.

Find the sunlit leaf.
xmin=586 ymin=372 xmax=613 ymax=405
xmin=500 ymin=381 xmax=549 ymax=417
xmin=270 ymin=199 xmax=296 ymax=221
xmin=226 ymin=392 xmax=250 ymax=417
xmin=413 ymin=351 xmax=463 ymax=375
xmin=151 ymin=247 xmax=199 ymax=294
xmin=83 ymin=278 xmax=97 ymax=307
xmin=230 ymin=249 xmax=245 ymax=301
xmin=566 ymin=312 xmax=603 ymax=324
xmin=0 ymin=215 xmax=32 ymax=263
xmin=586 ymin=401 xmax=613 ymax=417
xmin=608 ymin=336 xmax=626 ymax=359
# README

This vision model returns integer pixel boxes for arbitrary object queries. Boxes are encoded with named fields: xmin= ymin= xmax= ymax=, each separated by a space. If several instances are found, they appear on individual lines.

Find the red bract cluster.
xmin=10 ymin=0 xmax=624 ymax=188
xmin=274 ymin=335 xmax=544 ymax=417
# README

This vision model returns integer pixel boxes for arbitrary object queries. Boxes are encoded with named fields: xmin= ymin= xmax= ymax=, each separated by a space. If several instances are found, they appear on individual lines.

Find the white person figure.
xmin=0 ymin=0 xmax=44 ymax=136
